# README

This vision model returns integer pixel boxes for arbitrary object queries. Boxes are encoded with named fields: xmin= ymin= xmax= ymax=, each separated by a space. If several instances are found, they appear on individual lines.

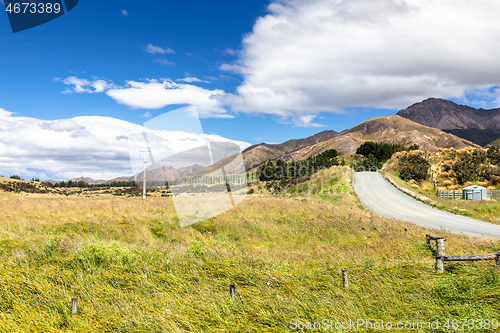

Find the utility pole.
xmin=139 ymin=150 xmax=150 ymax=199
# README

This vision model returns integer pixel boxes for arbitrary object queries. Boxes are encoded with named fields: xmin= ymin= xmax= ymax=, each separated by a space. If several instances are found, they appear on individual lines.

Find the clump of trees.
xmin=352 ymin=142 xmax=405 ymax=171
xmin=257 ymin=149 xmax=338 ymax=182
xmin=397 ymin=152 xmax=430 ymax=182
xmin=452 ymin=147 xmax=500 ymax=185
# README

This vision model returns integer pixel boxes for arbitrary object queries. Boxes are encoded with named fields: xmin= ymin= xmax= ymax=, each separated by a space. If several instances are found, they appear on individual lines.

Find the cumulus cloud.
xmin=0 ymin=108 xmax=249 ymax=180
xmin=121 ymin=9 xmax=128 ymax=17
xmin=106 ymin=79 xmax=232 ymax=118
xmin=42 ymin=119 xmax=85 ymax=132
xmin=293 ymin=115 xmax=325 ymax=128
xmin=220 ymin=0 xmax=500 ymax=118
xmin=57 ymin=76 xmax=231 ymax=118
xmin=145 ymin=43 xmax=174 ymax=55
xmin=60 ymin=76 xmax=114 ymax=94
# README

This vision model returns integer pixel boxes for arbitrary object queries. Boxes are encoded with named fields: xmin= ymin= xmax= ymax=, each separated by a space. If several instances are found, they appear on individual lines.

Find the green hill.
xmin=489 ymin=136 xmax=500 ymax=147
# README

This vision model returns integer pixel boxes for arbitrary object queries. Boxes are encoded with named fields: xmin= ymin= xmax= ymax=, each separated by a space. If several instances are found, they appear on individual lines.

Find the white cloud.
xmin=154 ymin=58 xmax=175 ymax=66
xmin=0 ymin=108 xmax=249 ymax=180
xmin=223 ymin=48 xmax=237 ymax=56
xmin=41 ymin=119 xmax=85 ymax=132
xmin=57 ymin=76 xmax=231 ymax=118
xmin=145 ymin=43 xmax=174 ymax=55
xmin=293 ymin=115 xmax=325 ymax=128
xmin=221 ymin=0 xmax=500 ymax=117
xmin=62 ymin=76 xmax=114 ymax=94
xmin=178 ymin=77 xmax=209 ymax=83
xmin=121 ymin=9 xmax=128 ymax=17
xmin=92 ymin=79 xmax=112 ymax=93
xmin=106 ymin=79 xmax=232 ymax=118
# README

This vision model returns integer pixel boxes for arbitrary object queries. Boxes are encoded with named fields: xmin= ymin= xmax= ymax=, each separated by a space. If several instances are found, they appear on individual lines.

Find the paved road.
xmin=352 ymin=172 xmax=500 ymax=238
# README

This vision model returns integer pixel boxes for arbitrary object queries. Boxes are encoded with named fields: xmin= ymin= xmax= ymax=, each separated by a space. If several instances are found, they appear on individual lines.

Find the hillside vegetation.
xmin=383 ymin=148 xmax=500 ymax=224
xmin=0 ymin=167 xmax=499 ymax=332
xmin=240 ymin=114 xmax=479 ymax=173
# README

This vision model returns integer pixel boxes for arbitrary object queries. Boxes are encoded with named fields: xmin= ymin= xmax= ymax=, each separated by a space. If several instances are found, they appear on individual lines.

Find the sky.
xmin=1 ymin=0 xmax=500 ymax=180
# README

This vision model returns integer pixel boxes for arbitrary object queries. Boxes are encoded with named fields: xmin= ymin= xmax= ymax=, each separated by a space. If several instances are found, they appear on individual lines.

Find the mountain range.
xmin=44 ymin=98 xmax=496 ymax=183
xmin=397 ymin=98 xmax=500 ymax=146
xmin=239 ymin=114 xmax=479 ymax=171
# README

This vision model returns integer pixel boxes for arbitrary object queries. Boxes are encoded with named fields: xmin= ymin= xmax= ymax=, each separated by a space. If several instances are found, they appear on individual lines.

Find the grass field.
xmin=0 ymin=167 xmax=499 ymax=332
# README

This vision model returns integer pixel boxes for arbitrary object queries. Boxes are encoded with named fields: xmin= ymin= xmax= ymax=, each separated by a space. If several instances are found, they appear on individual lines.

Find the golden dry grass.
xmin=0 ymin=167 xmax=498 ymax=332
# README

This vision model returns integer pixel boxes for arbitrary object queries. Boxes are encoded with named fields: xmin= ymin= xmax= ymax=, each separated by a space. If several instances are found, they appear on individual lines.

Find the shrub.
xmin=439 ymin=172 xmax=450 ymax=179
xmin=397 ymin=152 xmax=430 ymax=182
xmin=77 ymin=242 xmax=136 ymax=267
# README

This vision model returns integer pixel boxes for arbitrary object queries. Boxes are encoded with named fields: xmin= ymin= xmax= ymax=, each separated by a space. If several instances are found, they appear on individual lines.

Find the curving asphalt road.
xmin=352 ymin=172 xmax=500 ymax=238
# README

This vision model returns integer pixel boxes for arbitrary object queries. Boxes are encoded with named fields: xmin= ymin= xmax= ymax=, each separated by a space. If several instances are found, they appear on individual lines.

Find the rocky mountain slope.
xmin=397 ymin=98 xmax=500 ymax=146
xmin=239 ymin=115 xmax=479 ymax=170
xmin=241 ymin=130 xmax=338 ymax=170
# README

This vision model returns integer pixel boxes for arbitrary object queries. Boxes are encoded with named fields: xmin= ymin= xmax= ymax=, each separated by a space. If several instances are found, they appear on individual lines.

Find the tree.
xmin=356 ymin=141 xmax=404 ymax=170
xmin=397 ymin=153 xmax=430 ymax=182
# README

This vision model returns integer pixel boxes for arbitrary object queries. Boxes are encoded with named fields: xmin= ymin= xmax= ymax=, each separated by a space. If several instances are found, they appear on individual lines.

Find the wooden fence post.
xmin=71 ymin=298 xmax=78 ymax=315
xmin=229 ymin=284 xmax=236 ymax=301
xmin=342 ymin=270 xmax=348 ymax=289
xmin=436 ymin=238 xmax=445 ymax=273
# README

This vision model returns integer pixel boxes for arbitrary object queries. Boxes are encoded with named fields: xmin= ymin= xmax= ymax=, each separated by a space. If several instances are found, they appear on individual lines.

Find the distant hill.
xmin=397 ymin=98 xmax=500 ymax=146
xmin=0 ymin=176 xmax=57 ymax=193
xmin=241 ymin=130 xmax=338 ymax=169
xmin=488 ymin=137 xmax=500 ymax=147
xmin=237 ymin=115 xmax=479 ymax=171
xmin=70 ymin=177 xmax=107 ymax=184
xmin=290 ymin=115 xmax=479 ymax=158
xmin=135 ymin=164 xmax=205 ymax=183
xmin=43 ymin=164 xmax=205 ymax=185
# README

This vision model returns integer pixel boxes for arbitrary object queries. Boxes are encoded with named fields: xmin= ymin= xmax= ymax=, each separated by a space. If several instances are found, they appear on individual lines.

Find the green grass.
xmin=0 ymin=167 xmax=499 ymax=332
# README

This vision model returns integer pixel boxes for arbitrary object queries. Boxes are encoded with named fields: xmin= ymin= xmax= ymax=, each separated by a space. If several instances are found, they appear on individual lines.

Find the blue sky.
xmin=0 ymin=0 xmax=393 ymax=144
xmin=1 ymin=0 xmax=500 ymax=180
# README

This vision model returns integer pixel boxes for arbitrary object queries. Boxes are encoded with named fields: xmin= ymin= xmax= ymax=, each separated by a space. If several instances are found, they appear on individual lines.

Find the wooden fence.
xmin=437 ymin=189 xmax=500 ymax=200
xmin=426 ymin=234 xmax=500 ymax=273
xmin=436 ymin=190 xmax=462 ymax=199
xmin=487 ymin=190 xmax=500 ymax=200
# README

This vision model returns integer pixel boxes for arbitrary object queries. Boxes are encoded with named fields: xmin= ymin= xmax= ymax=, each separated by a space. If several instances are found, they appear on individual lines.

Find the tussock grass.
xmin=0 ymin=167 xmax=498 ymax=332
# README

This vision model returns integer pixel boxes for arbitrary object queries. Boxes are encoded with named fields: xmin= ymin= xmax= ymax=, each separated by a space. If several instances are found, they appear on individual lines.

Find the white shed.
xmin=462 ymin=185 xmax=487 ymax=200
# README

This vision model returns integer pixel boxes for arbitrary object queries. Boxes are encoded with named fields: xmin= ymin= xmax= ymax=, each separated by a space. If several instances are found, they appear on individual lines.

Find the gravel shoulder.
xmin=352 ymin=172 xmax=500 ymax=238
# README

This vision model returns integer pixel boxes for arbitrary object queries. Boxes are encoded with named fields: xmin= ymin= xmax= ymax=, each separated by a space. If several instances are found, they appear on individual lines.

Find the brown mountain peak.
xmin=397 ymin=98 xmax=500 ymax=146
